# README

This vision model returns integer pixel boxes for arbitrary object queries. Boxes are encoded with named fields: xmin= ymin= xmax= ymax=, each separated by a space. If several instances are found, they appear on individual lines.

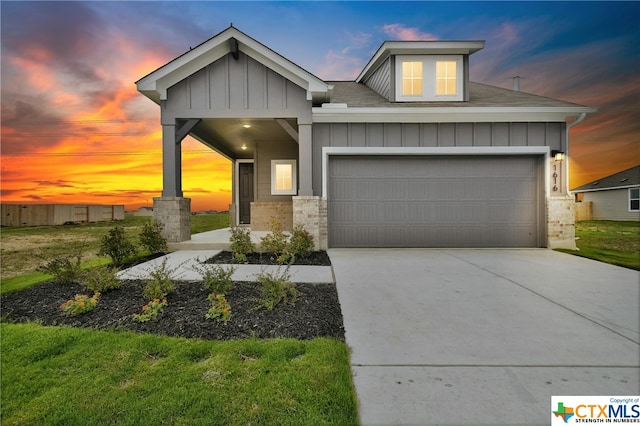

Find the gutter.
xmin=565 ymin=112 xmax=588 ymax=196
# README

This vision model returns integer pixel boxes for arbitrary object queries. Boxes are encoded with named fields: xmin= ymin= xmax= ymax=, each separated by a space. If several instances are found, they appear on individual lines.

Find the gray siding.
xmin=164 ymin=52 xmax=311 ymax=121
xmin=255 ymin=139 xmax=299 ymax=202
xmin=582 ymin=188 xmax=640 ymax=221
xmin=312 ymin=122 xmax=564 ymax=196
xmin=363 ymin=57 xmax=391 ymax=100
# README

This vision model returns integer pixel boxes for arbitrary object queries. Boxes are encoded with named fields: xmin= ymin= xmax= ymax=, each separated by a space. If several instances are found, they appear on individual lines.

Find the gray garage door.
xmin=328 ymin=155 xmax=544 ymax=248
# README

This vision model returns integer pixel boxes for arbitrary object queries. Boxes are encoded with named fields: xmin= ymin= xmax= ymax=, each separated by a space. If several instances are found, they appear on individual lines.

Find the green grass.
xmin=557 ymin=220 xmax=640 ymax=270
xmin=1 ymin=323 xmax=358 ymax=426
xmin=0 ymin=213 xmax=229 ymax=292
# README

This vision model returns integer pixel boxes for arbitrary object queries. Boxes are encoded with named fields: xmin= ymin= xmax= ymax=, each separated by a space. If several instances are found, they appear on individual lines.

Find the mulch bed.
xmin=1 ymin=279 xmax=345 ymax=341
xmin=204 ymin=251 xmax=332 ymax=266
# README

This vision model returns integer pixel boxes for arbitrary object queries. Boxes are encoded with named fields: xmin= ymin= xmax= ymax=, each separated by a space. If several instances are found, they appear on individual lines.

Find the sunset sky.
xmin=1 ymin=1 xmax=638 ymax=212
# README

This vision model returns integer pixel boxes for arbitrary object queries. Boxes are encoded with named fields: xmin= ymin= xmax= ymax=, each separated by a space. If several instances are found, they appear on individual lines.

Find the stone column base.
xmin=293 ymin=196 xmax=327 ymax=251
xmin=153 ymin=197 xmax=191 ymax=243
xmin=547 ymin=197 xmax=576 ymax=250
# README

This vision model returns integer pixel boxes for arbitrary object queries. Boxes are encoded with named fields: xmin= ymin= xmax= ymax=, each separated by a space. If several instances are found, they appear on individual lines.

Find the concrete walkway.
xmin=329 ymin=249 xmax=640 ymax=426
xmin=117 ymin=250 xmax=334 ymax=283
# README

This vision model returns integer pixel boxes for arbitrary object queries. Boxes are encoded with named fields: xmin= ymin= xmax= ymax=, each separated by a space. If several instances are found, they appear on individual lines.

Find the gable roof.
xmin=136 ymin=26 xmax=330 ymax=104
xmin=572 ymin=165 xmax=640 ymax=192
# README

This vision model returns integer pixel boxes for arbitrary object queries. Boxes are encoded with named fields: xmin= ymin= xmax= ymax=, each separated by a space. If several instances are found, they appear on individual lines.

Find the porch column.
xmin=162 ymin=123 xmax=182 ymax=197
xmin=298 ymin=123 xmax=313 ymax=196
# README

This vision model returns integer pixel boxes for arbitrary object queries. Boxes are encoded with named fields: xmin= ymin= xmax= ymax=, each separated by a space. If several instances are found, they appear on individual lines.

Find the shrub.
xmin=206 ymin=293 xmax=232 ymax=324
xmin=37 ymin=253 xmax=83 ymax=284
xmin=60 ymin=293 xmax=100 ymax=316
xmin=143 ymin=258 xmax=176 ymax=300
xmin=132 ymin=298 xmax=167 ymax=322
xmin=139 ymin=221 xmax=167 ymax=254
xmin=193 ymin=264 xmax=236 ymax=295
xmin=98 ymin=226 xmax=136 ymax=265
xmin=229 ymin=226 xmax=255 ymax=263
xmin=255 ymin=266 xmax=298 ymax=311
xmin=83 ymin=266 xmax=122 ymax=293
xmin=260 ymin=218 xmax=288 ymax=255
xmin=287 ymin=224 xmax=314 ymax=259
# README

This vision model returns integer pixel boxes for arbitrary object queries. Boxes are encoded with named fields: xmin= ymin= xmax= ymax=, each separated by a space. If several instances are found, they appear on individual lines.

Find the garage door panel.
xmin=328 ymin=155 xmax=543 ymax=248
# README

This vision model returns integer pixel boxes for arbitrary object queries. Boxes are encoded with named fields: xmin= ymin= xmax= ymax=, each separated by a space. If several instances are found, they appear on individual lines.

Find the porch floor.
xmin=167 ymin=228 xmax=275 ymax=251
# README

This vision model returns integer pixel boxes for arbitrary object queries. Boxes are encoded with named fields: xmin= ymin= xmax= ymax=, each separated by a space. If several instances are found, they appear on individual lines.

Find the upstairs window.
xmin=396 ymin=55 xmax=463 ymax=101
xmin=402 ymin=61 xmax=423 ymax=96
xmin=630 ymin=188 xmax=639 ymax=212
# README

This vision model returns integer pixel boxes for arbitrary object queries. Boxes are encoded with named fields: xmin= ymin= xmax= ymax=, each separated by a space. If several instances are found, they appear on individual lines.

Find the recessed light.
xmin=241 ymin=144 xmax=247 ymax=150
xmin=242 ymin=124 xmax=251 ymax=129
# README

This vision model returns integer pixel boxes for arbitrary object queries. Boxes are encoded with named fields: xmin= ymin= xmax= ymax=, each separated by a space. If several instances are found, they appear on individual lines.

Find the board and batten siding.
xmin=362 ymin=57 xmax=391 ymax=100
xmin=163 ymin=52 xmax=311 ymax=121
xmin=582 ymin=188 xmax=640 ymax=221
xmin=311 ymin=122 xmax=564 ymax=196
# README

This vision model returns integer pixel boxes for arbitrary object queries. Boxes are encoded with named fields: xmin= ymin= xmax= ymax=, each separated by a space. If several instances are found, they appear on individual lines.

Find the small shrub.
xmin=229 ymin=226 xmax=255 ymax=263
xmin=287 ymin=224 xmax=314 ymax=259
xmin=37 ymin=254 xmax=83 ymax=284
xmin=60 ymin=293 xmax=100 ymax=316
xmin=132 ymin=298 xmax=167 ymax=322
xmin=98 ymin=226 xmax=136 ymax=265
xmin=260 ymin=218 xmax=288 ymax=255
xmin=143 ymin=258 xmax=176 ymax=300
xmin=193 ymin=264 xmax=236 ymax=295
xmin=206 ymin=293 xmax=232 ymax=324
xmin=83 ymin=266 xmax=122 ymax=293
xmin=139 ymin=221 xmax=167 ymax=254
xmin=256 ymin=266 xmax=298 ymax=311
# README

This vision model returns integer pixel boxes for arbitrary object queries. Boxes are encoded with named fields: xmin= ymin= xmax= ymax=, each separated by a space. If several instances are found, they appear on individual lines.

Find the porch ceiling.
xmin=185 ymin=118 xmax=297 ymax=160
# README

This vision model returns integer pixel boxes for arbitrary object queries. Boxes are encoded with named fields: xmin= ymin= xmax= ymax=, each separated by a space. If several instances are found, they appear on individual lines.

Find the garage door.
xmin=328 ymin=155 xmax=544 ymax=248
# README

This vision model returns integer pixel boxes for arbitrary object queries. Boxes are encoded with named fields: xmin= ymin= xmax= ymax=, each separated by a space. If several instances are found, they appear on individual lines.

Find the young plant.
xmin=255 ymin=266 xmax=298 ymax=311
xmin=193 ymin=263 xmax=236 ymax=295
xmin=206 ymin=293 xmax=232 ymax=324
xmin=132 ymin=298 xmax=167 ymax=322
xmin=82 ymin=266 xmax=122 ymax=293
xmin=143 ymin=258 xmax=176 ymax=300
xmin=139 ymin=221 xmax=168 ymax=254
xmin=287 ymin=224 xmax=314 ymax=259
xmin=229 ymin=226 xmax=255 ymax=263
xmin=60 ymin=293 xmax=100 ymax=316
xmin=260 ymin=218 xmax=288 ymax=255
xmin=98 ymin=226 xmax=137 ymax=265
xmin=37 ymin=253 xmax=83 ymax=284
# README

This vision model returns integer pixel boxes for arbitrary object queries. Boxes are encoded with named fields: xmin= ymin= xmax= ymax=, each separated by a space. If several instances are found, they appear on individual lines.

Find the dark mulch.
xmin=1 ymin=279 xmax=345 ymax=341
xmin=204 ymin=251 xmax=332 ymax=266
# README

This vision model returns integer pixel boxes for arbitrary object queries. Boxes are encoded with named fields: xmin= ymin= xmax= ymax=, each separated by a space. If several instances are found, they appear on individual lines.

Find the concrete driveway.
xmin=328 ymin=249 xmax=639 ymax=426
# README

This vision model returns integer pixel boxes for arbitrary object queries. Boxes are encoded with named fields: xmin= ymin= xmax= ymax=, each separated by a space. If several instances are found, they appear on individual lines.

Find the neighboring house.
xmin=136 ymin=26 xmax=596 ymax=249
xmin=572 ymin=165 xmax=640 ymax=221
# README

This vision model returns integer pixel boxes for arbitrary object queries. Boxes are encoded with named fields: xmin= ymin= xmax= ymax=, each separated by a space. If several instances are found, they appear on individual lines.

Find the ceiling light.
xmin=241 ymin=144 xmax=247 ymax=150
xmin=242 ymin=124 xmax=251 ymax=129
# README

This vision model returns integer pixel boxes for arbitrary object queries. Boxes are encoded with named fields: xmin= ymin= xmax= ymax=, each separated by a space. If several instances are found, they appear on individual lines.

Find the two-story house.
xmin=136 ymin=26 xmax=596 ymax=250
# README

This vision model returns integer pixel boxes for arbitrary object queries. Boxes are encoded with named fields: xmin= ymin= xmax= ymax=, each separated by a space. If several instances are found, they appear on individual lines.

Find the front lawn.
xmin=558 ymin=220 xmax=640 ymax=270
xmin=1 ymin=323 xmax=358 ymax=425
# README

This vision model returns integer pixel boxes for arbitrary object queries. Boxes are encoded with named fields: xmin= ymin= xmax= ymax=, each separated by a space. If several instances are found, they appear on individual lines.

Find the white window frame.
xmin=271 ymin=159 xmax=297 ymax=195
xmin=395 ymin=55 xmax=463 ymax=102
xmin=629 ymin=187 xmax=640 ymax=212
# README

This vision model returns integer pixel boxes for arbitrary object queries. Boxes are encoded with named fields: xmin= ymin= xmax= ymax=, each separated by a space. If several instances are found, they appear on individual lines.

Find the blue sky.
xmin=1 ymin=1 xmax=638 ymax=210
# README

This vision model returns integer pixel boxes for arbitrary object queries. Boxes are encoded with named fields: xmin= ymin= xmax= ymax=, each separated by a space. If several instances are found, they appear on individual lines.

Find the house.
xmin=572 ymin=165 xmax=640 ymax=221
xmin=136 ymin=26 xmax=596 ymax=250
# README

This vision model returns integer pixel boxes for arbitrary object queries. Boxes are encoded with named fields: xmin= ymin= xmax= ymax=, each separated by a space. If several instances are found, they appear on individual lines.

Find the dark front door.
xmin=239 ymin=162 xmax=254 ymax=224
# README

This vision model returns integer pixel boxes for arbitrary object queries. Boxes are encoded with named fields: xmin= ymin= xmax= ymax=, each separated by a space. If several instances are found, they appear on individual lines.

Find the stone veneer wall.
xmin=293 ymin=196 xmax=327 ymax=251
xmin=153 ymin=197 xmax=191 ymax=242
xmin=250 ymin=202 xmax=293 ymax=231
xmin=547 ymin=197 xmax=576 ymax=250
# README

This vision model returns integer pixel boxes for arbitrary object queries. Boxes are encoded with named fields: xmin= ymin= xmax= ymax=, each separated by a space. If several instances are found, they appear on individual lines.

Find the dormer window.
xmin=395 ymin=55 xmax=463 ymax=101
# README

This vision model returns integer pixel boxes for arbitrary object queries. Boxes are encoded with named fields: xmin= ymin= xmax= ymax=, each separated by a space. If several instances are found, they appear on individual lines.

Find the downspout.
xmin=565 ymin=112 xmax=587 ymax=195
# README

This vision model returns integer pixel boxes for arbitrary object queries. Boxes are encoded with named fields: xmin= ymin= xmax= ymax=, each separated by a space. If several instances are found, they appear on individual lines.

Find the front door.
xmin=239 ymin=162 xmax=254 ymax=224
